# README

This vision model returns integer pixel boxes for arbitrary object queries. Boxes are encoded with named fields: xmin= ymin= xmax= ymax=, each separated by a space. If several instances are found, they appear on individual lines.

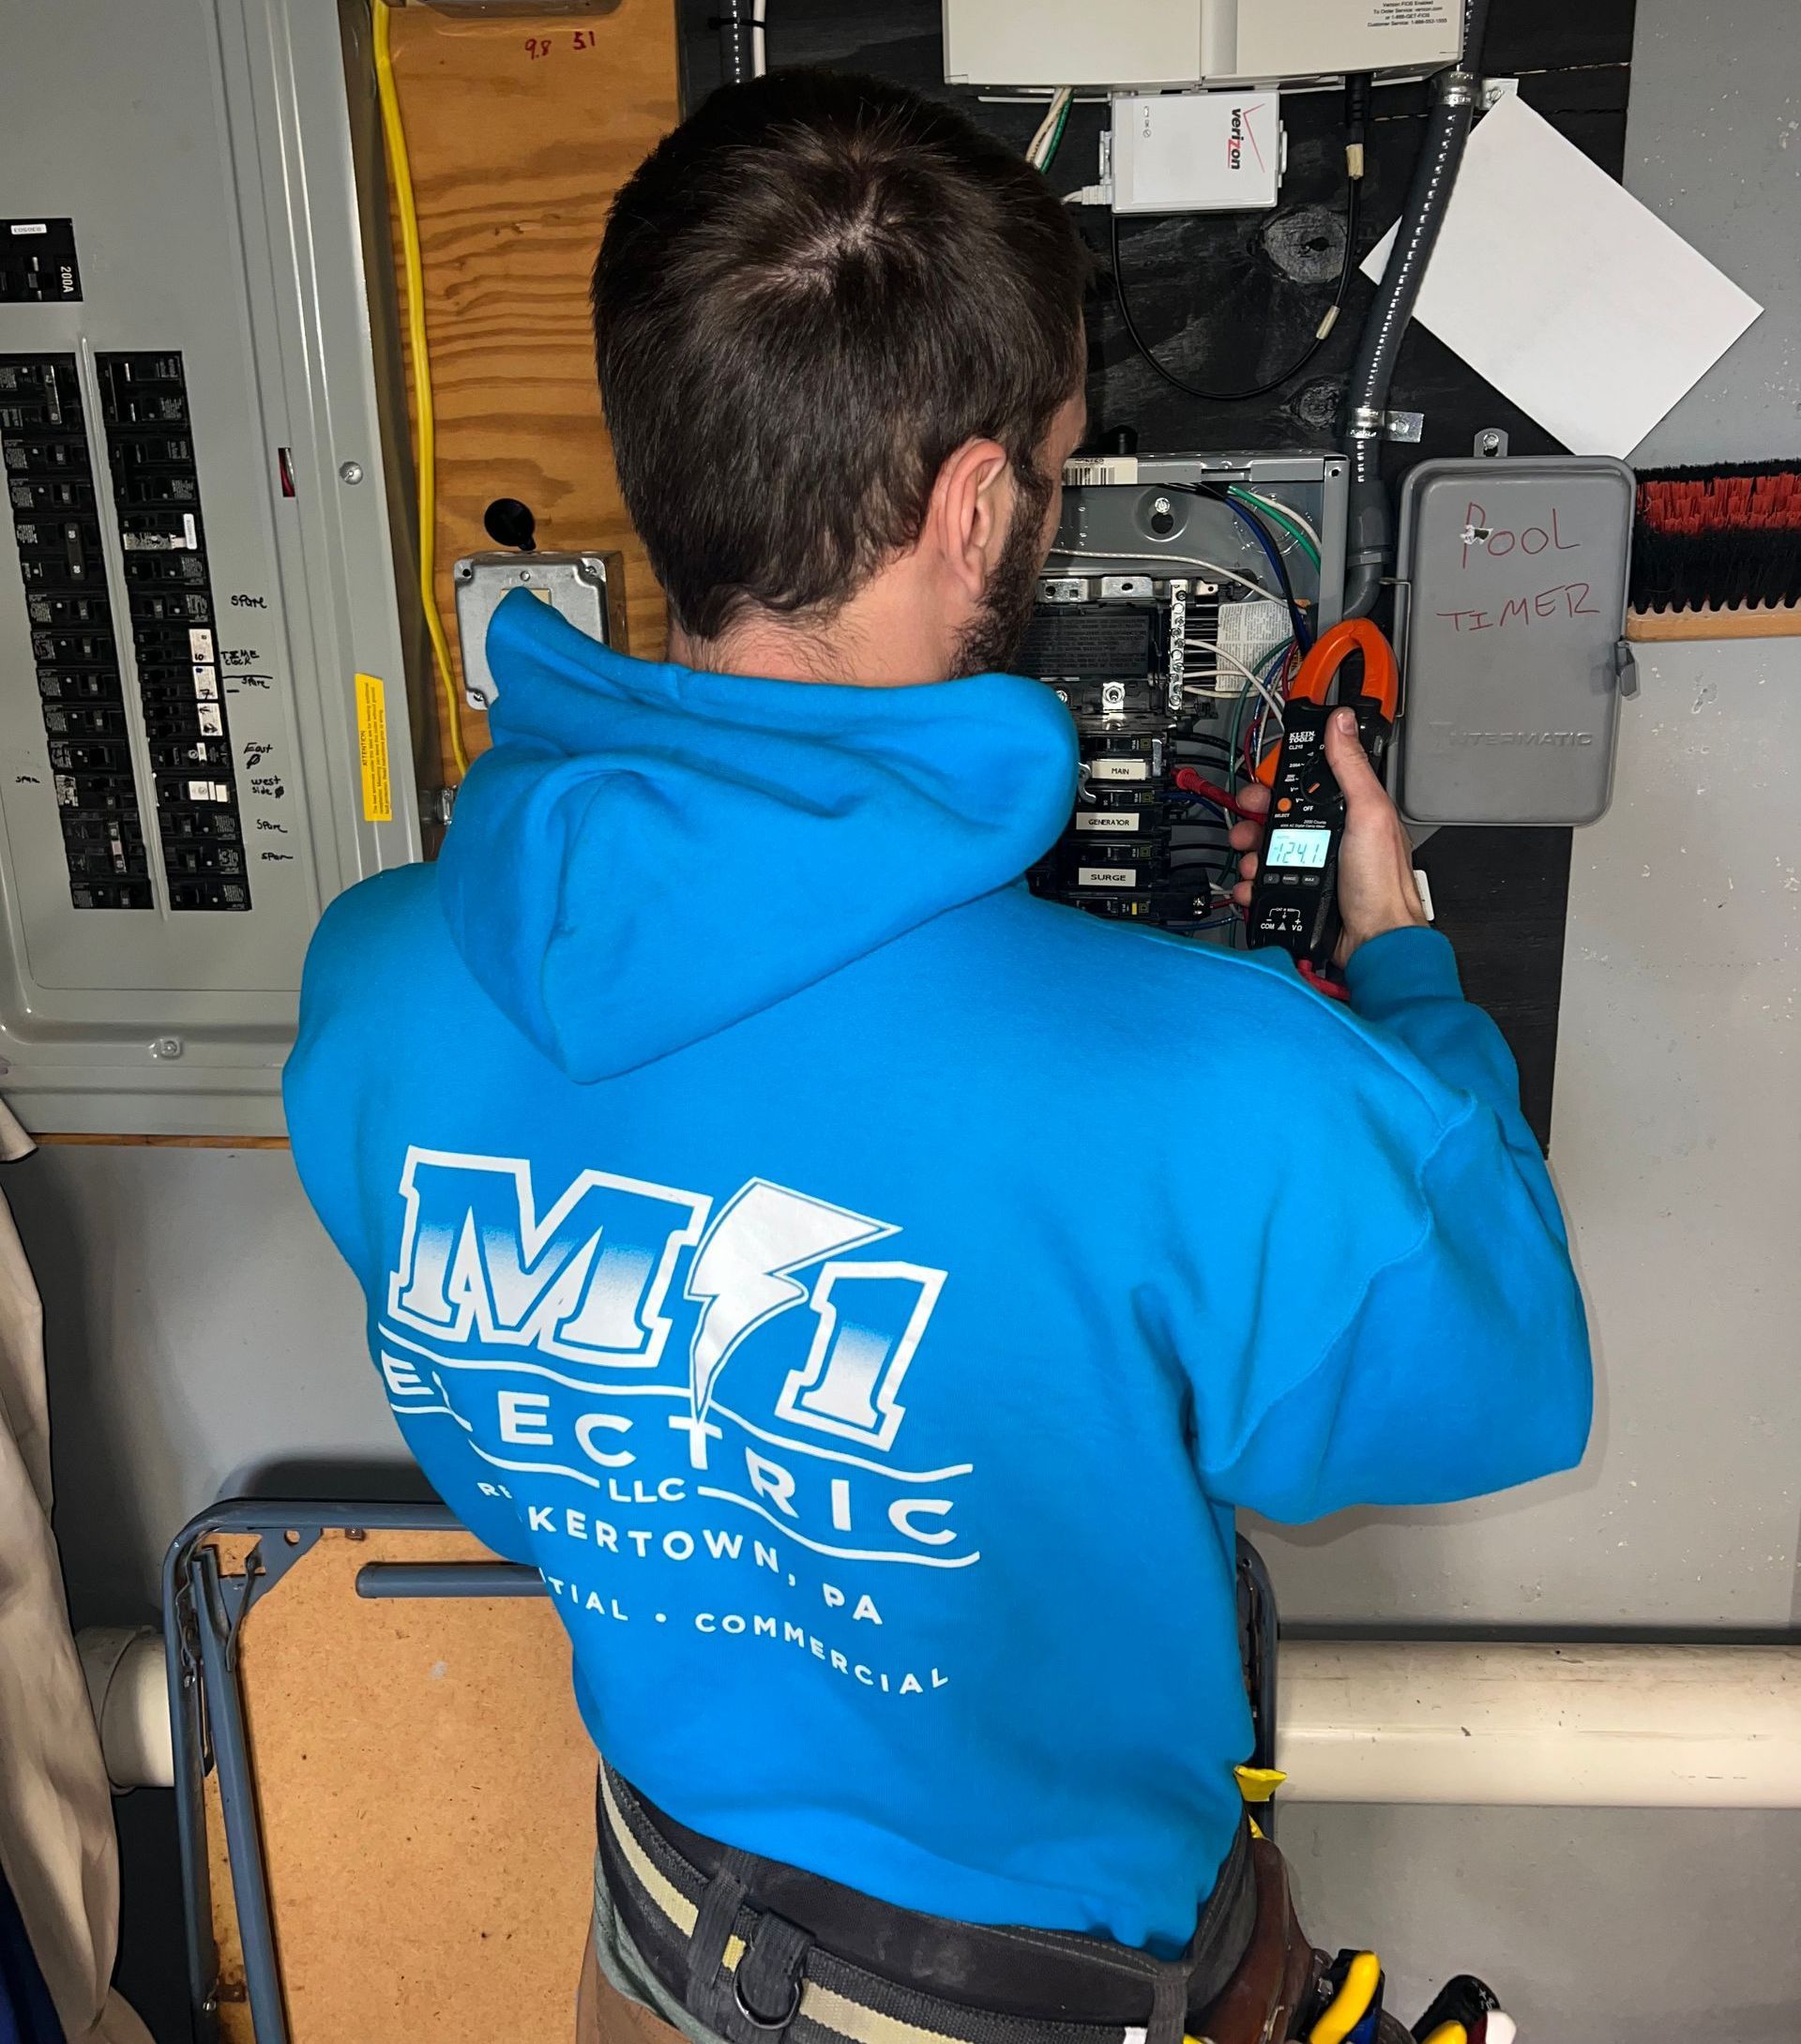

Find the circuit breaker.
xmin=0 ymin=1 xmax=425 ymax=1135
xmin=1023 ymin=453 xmax=1346 ymax=936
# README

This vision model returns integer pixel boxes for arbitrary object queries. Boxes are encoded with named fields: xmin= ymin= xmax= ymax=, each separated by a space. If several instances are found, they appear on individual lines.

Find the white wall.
xmin=19 ymin=1143 xmax=390 ymax=1623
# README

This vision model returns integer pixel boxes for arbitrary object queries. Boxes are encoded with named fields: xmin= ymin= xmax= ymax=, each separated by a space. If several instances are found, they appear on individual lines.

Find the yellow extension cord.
xmin=371 ymin=0 xmax=471 ymax=779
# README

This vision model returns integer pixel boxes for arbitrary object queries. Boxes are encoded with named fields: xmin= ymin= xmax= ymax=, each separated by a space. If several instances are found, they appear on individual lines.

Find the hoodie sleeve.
xmin=285 ymin=885 xmax=538 ymax=1568
xmin=1197 ymin=928 xmax=1592 ymax=1521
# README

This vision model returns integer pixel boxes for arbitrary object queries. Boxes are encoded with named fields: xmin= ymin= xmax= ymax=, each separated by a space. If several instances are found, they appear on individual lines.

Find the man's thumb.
xmin=1325 ymin=707 xmax=1383 ymax=808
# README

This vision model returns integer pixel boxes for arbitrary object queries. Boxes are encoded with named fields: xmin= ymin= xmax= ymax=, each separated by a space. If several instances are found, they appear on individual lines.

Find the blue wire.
xmin=1217 ymin=493 xmax=1312 ymax=649
xmin=1167 ymin=790 xmax=1231 ymax=825
xmin=1167 ymin=484 xmax=1312 ymax=650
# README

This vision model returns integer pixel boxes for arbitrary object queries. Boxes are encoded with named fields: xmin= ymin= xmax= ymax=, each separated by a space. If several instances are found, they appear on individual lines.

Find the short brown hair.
xmin=593 ymin=70 xmax=1088 ymax=640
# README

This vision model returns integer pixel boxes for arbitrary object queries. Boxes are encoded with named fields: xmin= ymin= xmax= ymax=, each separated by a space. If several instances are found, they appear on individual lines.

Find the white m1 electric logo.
xmin=386 ymin=1148 xmax=945 ymax=1458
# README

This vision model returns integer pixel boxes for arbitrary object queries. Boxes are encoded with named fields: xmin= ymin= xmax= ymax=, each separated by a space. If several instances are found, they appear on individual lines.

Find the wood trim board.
xmin=1628 ymin=605 xmax=1801 ymax=641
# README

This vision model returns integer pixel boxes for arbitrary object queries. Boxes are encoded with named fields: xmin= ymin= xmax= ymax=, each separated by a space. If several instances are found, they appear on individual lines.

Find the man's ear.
xmin=925 ymin=437 xmax=1013 ymax=603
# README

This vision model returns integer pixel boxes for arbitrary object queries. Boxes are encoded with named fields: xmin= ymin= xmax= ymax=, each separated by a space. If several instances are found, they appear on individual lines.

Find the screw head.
xmin=1151 ymin=495 xmax=1173 ymax=515
xmin=338 ymin=460 xmax=364 ymax=486
xmin=151 ymin=1036 xmax=184 ymax=1060
xmin=1478 ymin=431 xmax=1503 ymax=455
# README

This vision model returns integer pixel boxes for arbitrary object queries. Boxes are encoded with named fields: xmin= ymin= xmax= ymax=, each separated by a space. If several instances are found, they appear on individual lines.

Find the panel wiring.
xmin=1048 ymin=547 xmax=1293 ymax=608
xmin=1023 ymin=448 xmax=1337 ymax=938
xmin=1158 ymin=481 xmax=1312 ymax=648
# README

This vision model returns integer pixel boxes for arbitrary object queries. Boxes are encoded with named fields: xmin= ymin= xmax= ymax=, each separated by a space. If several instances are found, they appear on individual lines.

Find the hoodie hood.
xmin=435 ymin=590 xmax=1079 ymax=1082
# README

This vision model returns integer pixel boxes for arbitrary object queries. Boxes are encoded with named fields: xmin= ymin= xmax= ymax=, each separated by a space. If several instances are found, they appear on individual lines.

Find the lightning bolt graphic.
xmin=684 ymin=1179 xmax=893 ymax=1428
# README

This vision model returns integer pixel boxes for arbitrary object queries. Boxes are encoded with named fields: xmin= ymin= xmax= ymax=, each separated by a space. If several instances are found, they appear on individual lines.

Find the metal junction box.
xmin=454 ymin=552 xmax=626 ymax=708
xmin=0 ymin=1 xmax=425 ymax=1135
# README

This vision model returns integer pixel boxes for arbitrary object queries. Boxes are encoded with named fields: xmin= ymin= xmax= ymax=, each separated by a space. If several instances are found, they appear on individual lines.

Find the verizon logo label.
xmin=1226 ymin=102 xmax=1266 ymax=174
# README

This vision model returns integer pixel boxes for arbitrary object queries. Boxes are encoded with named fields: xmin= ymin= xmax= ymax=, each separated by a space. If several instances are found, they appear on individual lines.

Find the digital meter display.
xmin=1264 ymin=825 xmax=1332 ymax=871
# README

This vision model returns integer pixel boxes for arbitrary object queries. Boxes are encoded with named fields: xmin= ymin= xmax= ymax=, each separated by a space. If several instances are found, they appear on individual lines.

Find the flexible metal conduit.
xmin=1340 ymin=0 xmax=1491 ymax=617
xmin=718 ymin=1 xmax=764 ymax=87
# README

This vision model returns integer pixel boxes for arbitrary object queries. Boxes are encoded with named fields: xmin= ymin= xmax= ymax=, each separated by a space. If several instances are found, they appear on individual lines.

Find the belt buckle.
xmin=733 ymin=1964 xmax=803 ymax=2034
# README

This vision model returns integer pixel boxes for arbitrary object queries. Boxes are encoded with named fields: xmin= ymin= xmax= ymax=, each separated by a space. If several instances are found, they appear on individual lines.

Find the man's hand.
xmin=1228 ymin=707 xmax=1430 ymax=966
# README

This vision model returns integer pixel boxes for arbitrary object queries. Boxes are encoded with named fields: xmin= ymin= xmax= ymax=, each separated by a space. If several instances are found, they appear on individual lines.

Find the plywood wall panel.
xmin=382 ymin=1 xmax=680 ymax=781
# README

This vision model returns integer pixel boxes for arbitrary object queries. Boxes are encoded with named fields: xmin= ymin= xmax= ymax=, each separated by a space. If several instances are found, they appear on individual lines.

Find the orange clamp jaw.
xmin=1254 ymin=618 xmax=1398 ymax=787
xmin=1245 ymin=617 xmax=1401 ymax=977
xmin=1287 ymin=617 xmax=1399 ymax=719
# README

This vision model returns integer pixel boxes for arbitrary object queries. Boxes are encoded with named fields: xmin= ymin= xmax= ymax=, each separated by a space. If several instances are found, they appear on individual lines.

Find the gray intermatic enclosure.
xmin=1394 ymin=455 xmax=1637 ymax=828
xmin=0 ymin=0 xmax=422 ymax=1135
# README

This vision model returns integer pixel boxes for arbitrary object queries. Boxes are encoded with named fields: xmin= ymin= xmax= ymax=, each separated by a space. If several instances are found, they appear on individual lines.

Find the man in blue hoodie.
xmin=286 ymin=68 xmax=1589 ymax=2044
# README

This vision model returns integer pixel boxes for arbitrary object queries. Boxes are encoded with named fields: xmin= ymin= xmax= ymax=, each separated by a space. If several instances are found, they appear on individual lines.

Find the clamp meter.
xmin=1247 ymin=618 xmax=1400 ymax=974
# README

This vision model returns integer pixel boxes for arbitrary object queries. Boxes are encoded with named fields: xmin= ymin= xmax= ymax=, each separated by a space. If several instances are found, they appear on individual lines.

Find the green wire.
xmin=1231 ymin=488 xmax=1319 ymax=564
xmin=1228 ymin=488 xmax=1322 ymax=568
xmin=1037 ymin=94 xmax=1071 ymax=173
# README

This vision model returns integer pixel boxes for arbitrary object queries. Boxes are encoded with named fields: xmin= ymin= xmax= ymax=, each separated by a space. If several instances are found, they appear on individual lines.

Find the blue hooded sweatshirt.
xmin=284 ymin=590 xmax=1590 ymax=1954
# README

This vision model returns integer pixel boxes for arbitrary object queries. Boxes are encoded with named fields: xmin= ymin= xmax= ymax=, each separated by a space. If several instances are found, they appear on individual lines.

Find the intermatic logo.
xmin=377 ymin=1147 xmax=972 ymax=1570
xmin=1447 ymin=729 xmax=1594 ymax=747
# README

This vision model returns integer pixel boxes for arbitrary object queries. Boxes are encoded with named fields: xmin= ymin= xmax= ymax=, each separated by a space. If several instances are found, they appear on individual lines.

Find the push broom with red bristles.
xmin=1630 ymin=461 xmax=1801 ymax=637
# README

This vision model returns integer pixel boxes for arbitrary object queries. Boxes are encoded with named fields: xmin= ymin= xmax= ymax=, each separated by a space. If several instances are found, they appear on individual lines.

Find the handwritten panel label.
xmin=1434 ymin=499 xmax=1601 ymax=634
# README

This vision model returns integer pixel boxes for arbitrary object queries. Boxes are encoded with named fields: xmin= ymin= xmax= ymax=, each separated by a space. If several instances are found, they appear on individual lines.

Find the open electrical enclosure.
xmin=1024 ymin=454 xmax=1345 ymax=935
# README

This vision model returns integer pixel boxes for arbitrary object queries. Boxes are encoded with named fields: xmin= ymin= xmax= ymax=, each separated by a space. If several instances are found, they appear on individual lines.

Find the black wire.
xmin=1108 ymin=144 xmax=1363 ymax=407
xmin=1161 ymin=481 xmax=1310 ymax=650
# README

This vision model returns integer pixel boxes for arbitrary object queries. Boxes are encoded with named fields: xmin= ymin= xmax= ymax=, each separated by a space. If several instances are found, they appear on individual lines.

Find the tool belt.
xmin=597 ymin=1765 xmax=1340 ymax=2044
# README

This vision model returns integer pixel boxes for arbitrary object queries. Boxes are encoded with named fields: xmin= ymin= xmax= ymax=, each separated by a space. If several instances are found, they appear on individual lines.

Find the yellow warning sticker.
xmin=356 ymin=673 xmax=393 ymax=823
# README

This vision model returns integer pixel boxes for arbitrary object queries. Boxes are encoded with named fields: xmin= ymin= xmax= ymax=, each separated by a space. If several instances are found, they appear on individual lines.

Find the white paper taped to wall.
xmin=1363 ymin=93 xmax=1762 ymax=458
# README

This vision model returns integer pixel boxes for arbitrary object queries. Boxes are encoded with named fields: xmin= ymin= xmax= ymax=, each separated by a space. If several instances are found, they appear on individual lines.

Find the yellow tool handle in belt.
xmin=1420 ymin=2027 xmax=1468 ymax=2044
xmin=1308 ymin=1951 xmax=1382 ymax=2044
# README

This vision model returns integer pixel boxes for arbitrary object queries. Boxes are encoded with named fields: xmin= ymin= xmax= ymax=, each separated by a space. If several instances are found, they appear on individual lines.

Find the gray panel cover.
xmin=1395 ymin=457 xmax=1635 ymax=827
xmin=0 ymin=0 xmax=421 ymax=1133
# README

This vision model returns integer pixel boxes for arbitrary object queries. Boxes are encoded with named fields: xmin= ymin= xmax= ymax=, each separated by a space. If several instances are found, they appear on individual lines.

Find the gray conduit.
xmin=718 ymin=1 xmax=765 ymax=87
xmin=1340 ymin=0 xmax=1492 ymax=617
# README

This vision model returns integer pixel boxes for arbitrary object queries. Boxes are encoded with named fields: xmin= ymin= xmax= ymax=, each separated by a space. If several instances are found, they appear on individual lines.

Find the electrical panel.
xmin=943 ymin=0 xmax=1461 ymax=91
xmin=1024 ymin=453 xmax=1346 ymax=936
xmin=0 ymin=1 xmax=425 ymax=1135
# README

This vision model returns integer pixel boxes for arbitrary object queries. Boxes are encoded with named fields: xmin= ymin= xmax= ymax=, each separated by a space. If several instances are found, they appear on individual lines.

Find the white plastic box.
xmin=942 ymin=0 xmax=1461 ymax=91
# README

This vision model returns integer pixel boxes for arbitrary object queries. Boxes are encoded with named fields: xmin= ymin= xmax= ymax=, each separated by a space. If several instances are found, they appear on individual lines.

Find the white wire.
xmin=1046 ymin=548 xmax=1279 ymax=602
xmin=1181 ymin=638 xmax=1260 ymax=688
xmin=1183 ymin=655 xmax=1285 ymax=726
xmin=1231 ymin=488 xmax=1322 ymax=553
xmin=1026 ymin=87 xmax=1072 ymax=169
